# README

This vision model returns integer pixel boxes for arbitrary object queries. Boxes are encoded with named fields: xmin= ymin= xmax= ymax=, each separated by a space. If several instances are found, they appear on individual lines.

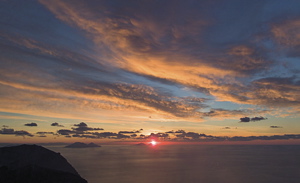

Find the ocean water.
xmin=48 ymin=145 xmax=300 ymax=183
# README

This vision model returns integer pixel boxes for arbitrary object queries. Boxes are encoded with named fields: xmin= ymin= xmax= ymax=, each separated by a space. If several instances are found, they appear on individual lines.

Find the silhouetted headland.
xmin=65 ymin=142 xmax=101 ymax=148
xmin=0 ymin=144 xmax=87 ymax=183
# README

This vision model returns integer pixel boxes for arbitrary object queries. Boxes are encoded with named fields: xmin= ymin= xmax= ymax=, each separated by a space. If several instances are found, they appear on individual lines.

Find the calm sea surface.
xmin=48 ymin=145 xmax=300 ymax=183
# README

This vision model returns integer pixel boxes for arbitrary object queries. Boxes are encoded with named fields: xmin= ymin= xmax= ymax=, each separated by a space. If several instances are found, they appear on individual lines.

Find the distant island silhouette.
xmin=0 ymin=144 xmax=87 ymax=183
xmin=135 ymin=143 xmax=148 ymax=146
xmin=65 ymin=142 xmax=101 ymax=148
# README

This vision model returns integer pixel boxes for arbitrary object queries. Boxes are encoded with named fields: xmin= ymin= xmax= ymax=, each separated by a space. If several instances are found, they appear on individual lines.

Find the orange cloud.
xmin=272 ymin=19 xmax=300 ymax=46
xmin=39 ymin=0 xmax=242 ymax=99
xmin=0 ymin=0 xmax=294 ymax=124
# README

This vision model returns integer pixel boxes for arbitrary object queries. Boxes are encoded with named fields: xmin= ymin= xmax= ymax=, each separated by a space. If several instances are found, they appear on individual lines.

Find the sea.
xmin=46 ymin=145 xmax=300 ymax=183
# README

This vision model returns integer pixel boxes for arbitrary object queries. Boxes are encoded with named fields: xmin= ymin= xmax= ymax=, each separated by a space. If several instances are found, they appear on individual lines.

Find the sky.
xmin=0 ymin=0 xmax=300 ymax=144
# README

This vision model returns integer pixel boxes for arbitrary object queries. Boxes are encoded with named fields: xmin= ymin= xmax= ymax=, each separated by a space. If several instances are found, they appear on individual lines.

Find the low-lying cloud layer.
xmin=0 ymin=121 xmax=297 ymax=143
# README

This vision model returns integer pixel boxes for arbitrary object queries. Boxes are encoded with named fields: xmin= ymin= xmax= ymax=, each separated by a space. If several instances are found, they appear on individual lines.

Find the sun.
xmin=150 ymin=140 xmax=157 ymax=146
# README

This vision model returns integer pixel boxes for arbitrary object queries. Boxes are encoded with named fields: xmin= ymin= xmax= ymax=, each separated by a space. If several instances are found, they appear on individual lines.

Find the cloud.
xmin=248 ymin=77 xmax=300 ymax=108
xmin=0 ymin=75 xmax=211 ymax=121
xmin=227 ymin=134 xmax=299 ymax=141
xmin=240 ymin=117 xmax=250 ymax=122
xmin=51 ymin=122 xmax=64 ymax=127
xmin=14 ymin=130 xmax=34 ymax=137
xmin=74 ymin=122 xmax=88 ymax=127
xmin=270 ymin=126 xmax=283 ymax=128
xmin=56 ymin=122 xmax=105 ymax=138
xmin=36 ymin=131 xmax=54 ymax=138
xmin=36 ymin=132 xmax=55 ymax=135
xmin=153 ymin=131 xmax=300 ymax=142
xmin=57 ymin=129 xmax=74 ymax=136
xmin=116 ymin=133 xmax=131 ymax=139
xmin=148 ymin=132 xmax=169 ymax=139
xmin=72 ymin=122 xmax=104 ymax=132
xmin=1 ymin=122 xmax=299 ymax=142
xmin=0 ymin=0 xmax=299 ymax=127
xmin=240 ymin=116 xmax=267 ymax=123
xmin=185 ymin=132 xmax=201 ymax=139
xmin=167 ymin=131 xmax=207 ymax=140
xmin=175 ymin=130 xmax=186 ymax=133
xmin=0 ymin=128 xmax=15 ymax=135
xmin=272 ymin=19 xmax=300 ymax=46
xmin=165 ymin=130 xmax=174 ymax=134
xmin=38 ymin=0 xmax=254 ymax=102
xmin=251 ymin=117 xmax=267 ymax=122
xmin=118 ymin=130 xmax=140 ymax=134
xmin=0 ymin=127 xmax=33 ymax=137
xmin=91 ymin=132 xmax=118 ymax=138
xmin=24 ymin=123 xmax=38 ymax=127
xmin=204 ymin=109 xmax=249 ymax=119
xmin=130 ymin=134 xmax=137 ymax=138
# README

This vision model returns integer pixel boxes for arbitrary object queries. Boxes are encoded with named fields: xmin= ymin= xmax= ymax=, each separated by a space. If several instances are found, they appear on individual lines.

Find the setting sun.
xmin=150 ymin=140 xmax=157 ymax=146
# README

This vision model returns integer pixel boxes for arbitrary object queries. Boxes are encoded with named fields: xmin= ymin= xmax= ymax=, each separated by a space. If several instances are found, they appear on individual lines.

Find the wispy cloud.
xmin=0 ymin=0 xmax=299 ymax=138
xmin=272 ymin=19 xmax=300 ymax=47
xmin=38 ymin=0 xmax=300 ymax=113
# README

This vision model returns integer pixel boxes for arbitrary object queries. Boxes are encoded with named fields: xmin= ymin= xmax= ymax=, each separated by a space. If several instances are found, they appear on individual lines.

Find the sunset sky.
xmin=0 ymin=0 xmax=300 ymax=143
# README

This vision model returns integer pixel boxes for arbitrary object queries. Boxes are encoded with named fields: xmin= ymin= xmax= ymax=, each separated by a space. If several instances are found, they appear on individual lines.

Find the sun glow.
xmin=150 ymin=140 xmax=157 ymax=146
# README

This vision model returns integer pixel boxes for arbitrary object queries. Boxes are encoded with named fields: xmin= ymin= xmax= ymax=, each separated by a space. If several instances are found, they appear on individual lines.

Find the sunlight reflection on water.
xmin=48 ymin=145 xmax=300 ymax=183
